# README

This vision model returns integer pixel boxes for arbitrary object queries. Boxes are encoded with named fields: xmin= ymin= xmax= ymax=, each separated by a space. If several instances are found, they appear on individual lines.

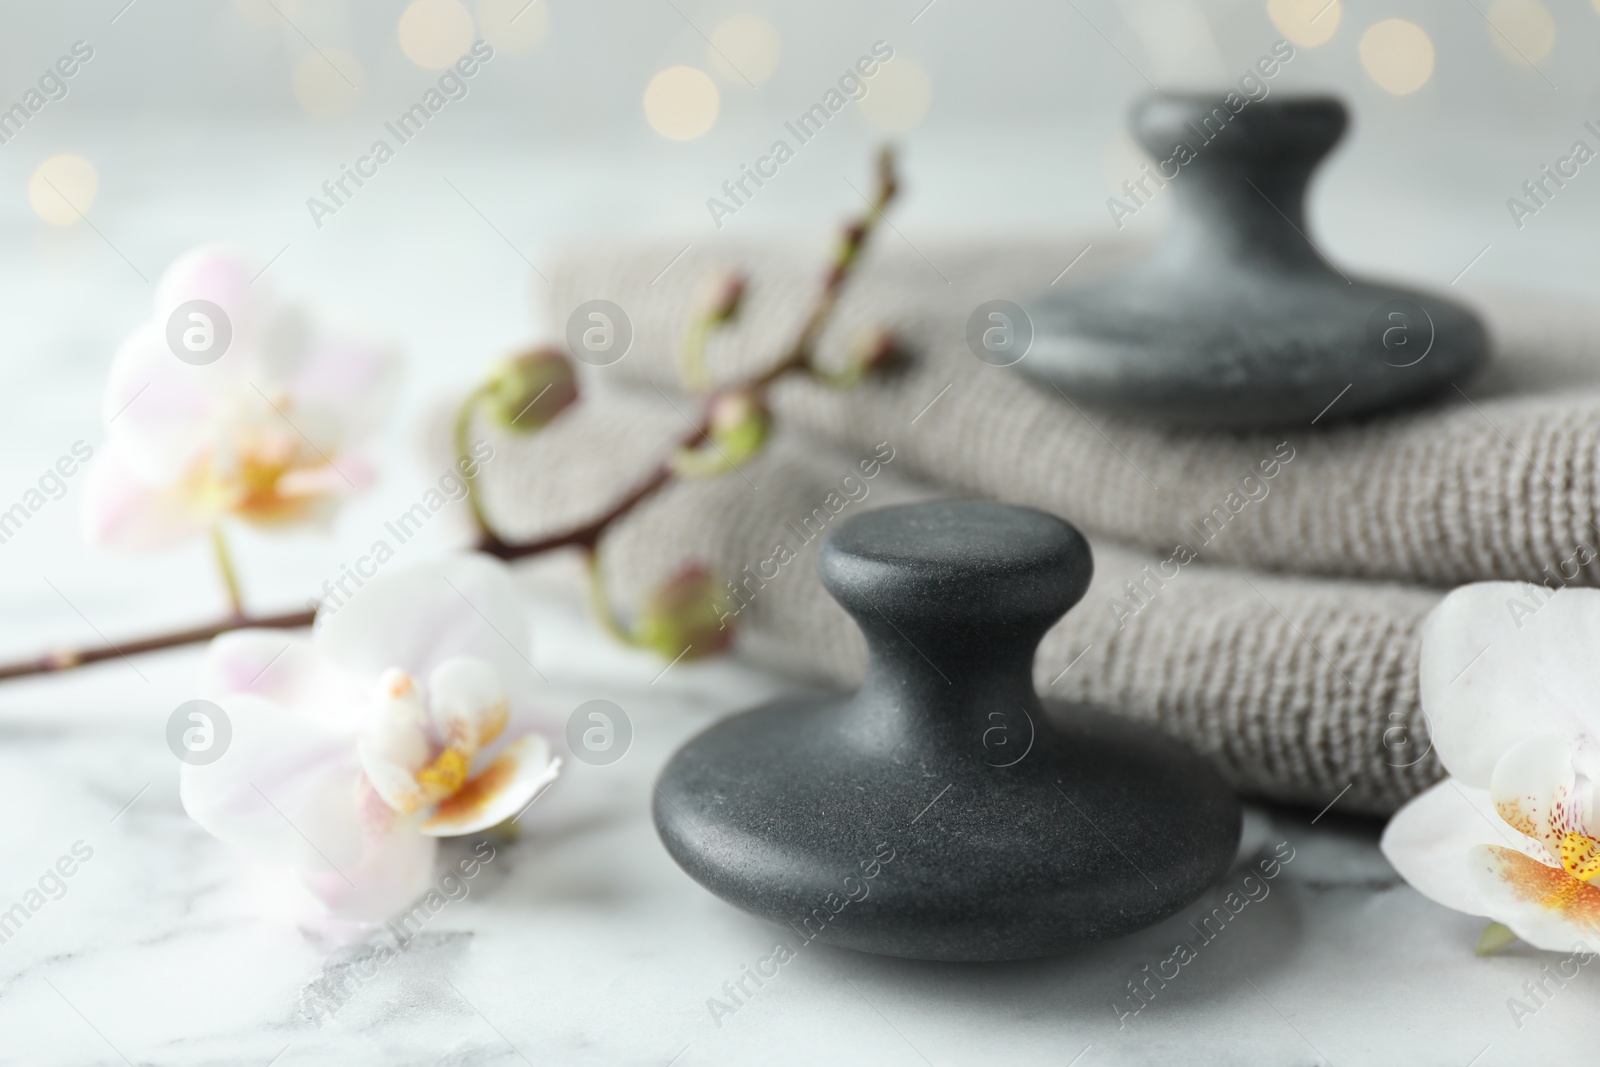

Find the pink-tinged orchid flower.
xmin=83 ymin=246 xmax=399 ymax=551
xmin=181 ymin=554 xmax=560 ymax=920
xmin=1382 ymin=583 xmax=1600 ymax=951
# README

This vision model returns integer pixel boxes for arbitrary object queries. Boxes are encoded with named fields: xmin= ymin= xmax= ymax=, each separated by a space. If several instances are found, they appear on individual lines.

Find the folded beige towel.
xmin=553 ymin=239 xmax=1600 ymax=589
xmin=457 ymin=237 xmax=1600 ymax=815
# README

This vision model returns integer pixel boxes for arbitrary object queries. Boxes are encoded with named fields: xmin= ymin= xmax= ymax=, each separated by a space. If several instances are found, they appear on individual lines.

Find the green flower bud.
xmin=1475 ymin=921 xmax=1517 ymax=956
xmin=483 ymin=347 xmax=578 ymax=433
xmin=671 ymin=388 xmax=772 ymax=476
xmin=631 ymin=565 xmax=736 ymax=660
xmin=823 ymin=327 xmax=899 ymax=388
xmin=701 ymin=272 xmax=746 ymax=325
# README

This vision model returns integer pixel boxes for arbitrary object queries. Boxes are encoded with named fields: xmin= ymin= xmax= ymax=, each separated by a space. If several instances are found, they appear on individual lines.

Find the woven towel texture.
xmin=553 ymin=239 xmax=1600 ymax=589
xmin=457 ymin=238 xmax=1600 ymax=815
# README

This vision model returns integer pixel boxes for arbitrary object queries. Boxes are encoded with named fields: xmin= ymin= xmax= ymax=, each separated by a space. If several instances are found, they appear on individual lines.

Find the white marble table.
xmin=0 ymin=566 xmax=1589 ymax=1067
xmin=2 ymin=115 xmax=1597 ymax=1065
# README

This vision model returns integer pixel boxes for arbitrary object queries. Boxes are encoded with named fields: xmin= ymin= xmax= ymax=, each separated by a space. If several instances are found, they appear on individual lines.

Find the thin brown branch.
xmin=475 ymin=430 xmax=693 ymax=560
xmin=0 ymin=608 xmax=316 ymax=682
xmin=782 ymin=144 xmax=898 ymax=372
xmin=474 ymin=145 xmax=901 ymax=563
xmin=0 ymin=149 xmax=903 ymax=684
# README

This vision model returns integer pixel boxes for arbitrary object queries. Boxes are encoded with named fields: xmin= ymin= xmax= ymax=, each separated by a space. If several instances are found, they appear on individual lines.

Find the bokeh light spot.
xmin=707 ymin=14 xmax=781 ymax=85
xmin=1486 ymin=0 xmax=1555 ymax=66
xmin=643 ymin=66 xmax=720 ymax=141
xmin=1267 ymin=0 xmax=1341 ymax=48
xmin=1359 ymin=19 xmax=1435 ymax=95
xmin=398 ymin=0 xmax=476 ymax=70
xmin=479 ymin=0 xmax=549 ymax=55
xmin=858 ymin=56 xmax=932 ymax=132
xmin=29 ymin=155 xmax=98 ymax=226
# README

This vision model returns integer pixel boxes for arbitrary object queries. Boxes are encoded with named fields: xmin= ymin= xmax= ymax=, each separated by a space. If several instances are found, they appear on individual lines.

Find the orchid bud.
xmin=671 ymin=387 xmax=772 ymax=476
xmin=855 ymin=328 xmax=898 ymax=373
xmin=1476 ymin=921 xmax=1517 ymax=956
xmin=710 ymin=388 xmax=766 ymax=440
xmin=700 ymin=272 xmax=746 ymax=325
xmin=631 ymin=565 xmax=736 ymax=661
xmin=483 ymin=347 xmax=578 ymax=433
xmin=679 ymin=273 xmax=747 ymax=390
xmin=834 ymin=222 xmax=867 ymax=270
xmin=826 ymin=327 xmax=899 ymax=387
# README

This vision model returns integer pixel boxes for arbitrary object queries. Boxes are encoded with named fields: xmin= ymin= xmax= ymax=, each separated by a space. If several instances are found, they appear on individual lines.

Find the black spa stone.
xmin=1015 ymin=94 xmax=1488 ymax=427
xmin=653 ymin=500 xmax=1240 ymax=961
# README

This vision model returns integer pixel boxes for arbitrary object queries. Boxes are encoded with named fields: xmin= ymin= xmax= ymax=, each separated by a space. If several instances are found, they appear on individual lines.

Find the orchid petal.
xmin=80 ymin=445 xmax=208 ymax=550
xmin=287 ymin=333 xmax=402 ymax=448
xmin=319 ymin=554 xmax=536 ymax=699
xmin=178 ymin=693 xmax=366 ymax=872
xmin=1419 ymin=583 xmax=1600 ymax=787
xmin=420 ymin=733 xmax=560 ymax=837
xmin=296 ymin=786 xmax=439 ymax=921
xmin=1380 ymin=778 xmax=1543 ymax=917
xmin=201 ymin=631 xmax=367 ymax=729
xmin=1489 ymin=734 xmax=1592 ymax=865
xmin=358 ymin=669 xmax=433 ymax=814
xmin=428 ymin=655 xmax=510 ymax=754
xmin=244 ymin=305 xmax=399 ymax=458
xmin=102 ymin=323 xmax=235 ymax=484
xmin=154 ymin=245 xmax=267 ymax=345
xmin=276 ymin=454 xmax=373 ymax=501
xmin=1466 ymin=844 xmax=1600 ymax=952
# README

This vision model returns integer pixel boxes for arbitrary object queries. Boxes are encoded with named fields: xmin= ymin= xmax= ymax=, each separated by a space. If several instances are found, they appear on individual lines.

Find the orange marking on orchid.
xmin=424 ymin=751 xmax=520 ymax=830
xmin=1484 ymin=845 xmax=1600 ymax=925
xmin=477 ymin=699 xmax=509 ymax=749
xmin=181 ymin=432 xmax=335 ymax=527
xmin=1495 ymin=799 xmax=1539 ymax=839
xmin=1560 ymin=832 xmax=1600 ymax=882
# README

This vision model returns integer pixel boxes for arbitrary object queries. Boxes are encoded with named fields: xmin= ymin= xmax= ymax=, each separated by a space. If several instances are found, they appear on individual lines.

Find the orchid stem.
xmin=0 ymin=147 xmax=901 ymax=687
xmin=583 ymin=548 xmax=633 ymax=645
xmin=210 ymin=524 xmax=246 ymax=620
xmin=0 ymin=607 xmax=315 ymax=682
xmin=679 ymin=317 xmax=713 ymax=393
xmin=476 ymin=145 xmax=900 ymax=563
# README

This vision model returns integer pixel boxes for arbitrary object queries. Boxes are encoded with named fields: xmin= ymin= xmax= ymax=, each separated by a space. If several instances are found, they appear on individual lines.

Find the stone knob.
xmin=1132 ymin=95 xmax=1346 ymax=273
xmin=817 ymin=503 xmax=1090 ymax=759
xmin=654 ymin=500 xmax=1240 ymax=961
xmin=1016 ymin=93 xmax=1488 ymax=427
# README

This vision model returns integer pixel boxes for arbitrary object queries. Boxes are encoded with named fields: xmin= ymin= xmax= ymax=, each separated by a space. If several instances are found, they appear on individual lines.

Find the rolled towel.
xmin=548 ymin=237 xmax=1600 ymax=590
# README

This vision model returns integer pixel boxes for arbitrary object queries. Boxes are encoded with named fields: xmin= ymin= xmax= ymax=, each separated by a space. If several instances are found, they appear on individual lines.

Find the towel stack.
xmin=461 ymin=235 xmax=1600 ymax=815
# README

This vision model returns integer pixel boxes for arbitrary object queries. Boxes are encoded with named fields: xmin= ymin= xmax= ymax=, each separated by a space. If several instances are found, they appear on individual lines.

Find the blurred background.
xmin=0 ymin=0 xmax=1593 ymax=677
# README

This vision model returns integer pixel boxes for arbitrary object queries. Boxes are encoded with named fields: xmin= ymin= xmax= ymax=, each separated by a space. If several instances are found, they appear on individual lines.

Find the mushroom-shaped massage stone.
xmin=1016 ymin=94 xmax=1488 ymax=427
xmin=654 ymin=500 xmax=1240 ymax=961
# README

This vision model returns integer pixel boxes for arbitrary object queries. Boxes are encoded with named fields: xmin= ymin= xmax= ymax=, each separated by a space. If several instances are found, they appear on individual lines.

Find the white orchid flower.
xmin=181 ymin=554 xmax=560 ymax=920
xmin=83 ymin=245 xmax=398 ymax=551
xmin=1382 ymin=583 xmax=1600 ymax=951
